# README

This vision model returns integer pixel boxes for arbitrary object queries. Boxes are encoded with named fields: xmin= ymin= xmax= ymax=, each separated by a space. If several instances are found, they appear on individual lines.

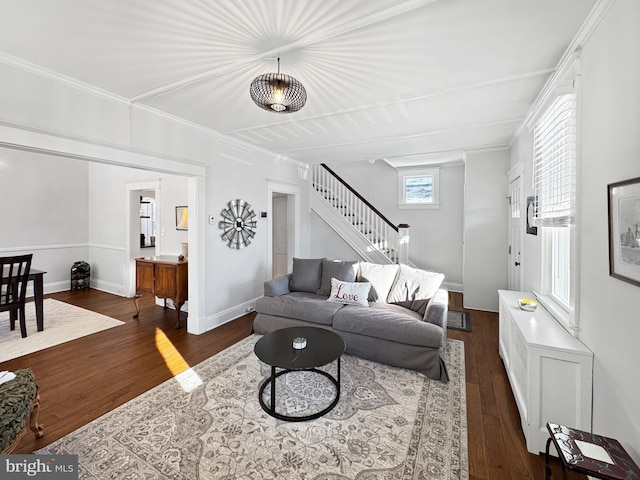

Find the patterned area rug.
xmin=0 ymin=299 xmax=124 ymax=363
xmin=38 ymin=335 xmax=468 ymax=479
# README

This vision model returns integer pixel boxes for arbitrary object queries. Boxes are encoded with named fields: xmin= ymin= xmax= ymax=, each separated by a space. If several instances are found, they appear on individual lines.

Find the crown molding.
xmin=509 ymin=0 xmax=616 ymax=145
xmin=0 ymin=52 xmax=299 ymax=168
xmin=132 ymin=103 xmax=302 ymax=167
xmin=0 ymin=120 xmax=206 ymax=176
xmin=278 ymin=119 xmax=521 ymax=154
xmin=0 ymin=52 xmax=131 ymax=106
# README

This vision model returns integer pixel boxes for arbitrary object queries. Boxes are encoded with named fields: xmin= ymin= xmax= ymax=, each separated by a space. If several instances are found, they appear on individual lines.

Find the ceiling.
xmin=0 ymin=0 xmax=597 ymax=166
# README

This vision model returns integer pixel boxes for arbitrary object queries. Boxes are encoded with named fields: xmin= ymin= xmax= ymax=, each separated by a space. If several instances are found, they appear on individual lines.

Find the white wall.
xmin=511 ymin=0 xmax=640 ymax=461
xmin=0 ymin=57 xmax=308 ymax=334
xmin=0 ymin=149 xmax=89 ymax=293
xmin=316 ymin=160 xmax=465 ymax=289
xmin=509 ymin=132 xmax=540 ymax=292
xmin=202 ymin=142 xmax=309 ymax=330
xmin=86 ymin=162 xmax=189 ymax=296
xmin=578 ymin=0 xmax=639 ymax=461
xmin=310 ymin=212 xmax=365 ymax=261
xmin=463 ymin=149 xmax=510 ymax=311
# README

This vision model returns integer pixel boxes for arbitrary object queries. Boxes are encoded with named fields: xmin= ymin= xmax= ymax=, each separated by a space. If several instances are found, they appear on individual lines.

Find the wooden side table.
xmin=134 ymin=256 xmax=188 ymax=329
xmin=545 ymin=423 xmax=640 ymax=480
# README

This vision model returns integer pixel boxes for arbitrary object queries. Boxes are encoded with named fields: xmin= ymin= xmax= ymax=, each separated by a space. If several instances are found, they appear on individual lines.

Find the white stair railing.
xmin=311 ymin=164 xmax=409 ymax=264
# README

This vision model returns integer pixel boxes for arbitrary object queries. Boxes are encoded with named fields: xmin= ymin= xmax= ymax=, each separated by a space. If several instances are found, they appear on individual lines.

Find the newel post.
xmin=397 ymin=223 xmax=410 ymax=264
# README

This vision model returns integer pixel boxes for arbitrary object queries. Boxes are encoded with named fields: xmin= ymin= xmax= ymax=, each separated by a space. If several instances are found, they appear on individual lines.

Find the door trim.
xmin=507 ymin=162 xmax=524 ymax=291
xmin=266 ymin=180 xmax=300 ymax=279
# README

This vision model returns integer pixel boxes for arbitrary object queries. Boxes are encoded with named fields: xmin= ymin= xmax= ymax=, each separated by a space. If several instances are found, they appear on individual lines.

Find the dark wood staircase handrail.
xmin=319 ymin=163 xmax=399 ymax=232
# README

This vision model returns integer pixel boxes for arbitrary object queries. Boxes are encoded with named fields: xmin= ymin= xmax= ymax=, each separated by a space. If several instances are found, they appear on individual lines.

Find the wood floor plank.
xmin=482 ymin=413 xmax=513 ymax=480
xmin=1 ymin=289 xmax=586 ymax=480
xmin=466 ymin=382 xmax=488 ymax=479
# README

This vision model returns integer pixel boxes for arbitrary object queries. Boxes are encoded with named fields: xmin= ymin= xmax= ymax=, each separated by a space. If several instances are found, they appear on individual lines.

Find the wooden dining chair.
xmin=0 ymin=254 xmax=33 ymax=338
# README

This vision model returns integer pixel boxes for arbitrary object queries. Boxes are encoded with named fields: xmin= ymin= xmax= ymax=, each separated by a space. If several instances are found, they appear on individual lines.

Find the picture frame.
xmin=608 ymin=177 xmax=640 ymax=287
xmin=175 ymin=206 xmax=188 ymax=231
xmin=526 ymin=195 xmax=538 ymax=235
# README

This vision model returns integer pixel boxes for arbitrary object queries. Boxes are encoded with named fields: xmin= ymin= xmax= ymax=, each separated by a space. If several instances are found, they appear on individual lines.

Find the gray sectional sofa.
xmin=253 ymin=258 xmax=450 ymax=382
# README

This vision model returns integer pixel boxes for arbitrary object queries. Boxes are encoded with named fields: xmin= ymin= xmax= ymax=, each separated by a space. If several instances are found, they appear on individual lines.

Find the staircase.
xmin=310 ymin=164 xmax=409 ymax=265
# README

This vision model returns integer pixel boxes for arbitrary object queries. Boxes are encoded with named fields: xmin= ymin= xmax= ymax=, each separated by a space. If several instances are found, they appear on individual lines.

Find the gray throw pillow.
xmin=317 ymin=259 xmax=358 ymax=296
xmin=289 ymin=258 xmax=325 ymax=293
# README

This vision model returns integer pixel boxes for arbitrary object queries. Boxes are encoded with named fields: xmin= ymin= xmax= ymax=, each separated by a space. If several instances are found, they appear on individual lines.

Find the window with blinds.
xmin=532 ymin=93 xmax=577 ymax=227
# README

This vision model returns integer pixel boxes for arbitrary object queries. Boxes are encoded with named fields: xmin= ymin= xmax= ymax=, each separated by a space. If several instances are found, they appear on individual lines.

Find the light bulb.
xmin=271 ymin=86 xmax=285 ymax=111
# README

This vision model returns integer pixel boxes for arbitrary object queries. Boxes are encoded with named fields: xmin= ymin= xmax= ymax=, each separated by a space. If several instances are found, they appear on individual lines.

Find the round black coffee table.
xmin=254 ymin=326 xmax=346 ymax=422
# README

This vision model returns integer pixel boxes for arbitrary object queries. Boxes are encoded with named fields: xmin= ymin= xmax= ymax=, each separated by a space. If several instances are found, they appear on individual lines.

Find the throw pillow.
xmin=289 ymin=258 xmax=325 ymax=293
xmin=317 ymin=259 xmax=358 ymax=296
xmin=387 ymin=264 xmax=445 ymax=314
xmin=357 ymin=262 xmax=399 ymax=302
xmin=327 ymin=278 xmax=370 ymax=307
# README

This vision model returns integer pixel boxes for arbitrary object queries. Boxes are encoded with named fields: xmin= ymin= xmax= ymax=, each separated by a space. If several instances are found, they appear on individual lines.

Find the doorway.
xmin=272 ymin=193 xmax=294 ymax=277
xmin=267 ymin=181 xmax=300 ymax=279
xmin=507 ymin=165 xmax=523 ymax=291
xmin=126 ymin=181 xmax=161 ymax=297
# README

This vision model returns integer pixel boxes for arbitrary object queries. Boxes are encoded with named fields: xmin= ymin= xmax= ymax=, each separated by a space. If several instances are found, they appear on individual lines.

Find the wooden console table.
xmin=134 ymin=256 xmax=187 ymax=329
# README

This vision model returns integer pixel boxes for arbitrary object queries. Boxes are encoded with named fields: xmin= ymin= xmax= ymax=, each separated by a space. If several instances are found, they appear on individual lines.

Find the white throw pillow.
xmin=357 ymin=262 xmax=399 ymax=302
xmin=387 ymin=264 xmax=445 ymax=310
xmin=326 ymin=278 xmax=371 ymax=307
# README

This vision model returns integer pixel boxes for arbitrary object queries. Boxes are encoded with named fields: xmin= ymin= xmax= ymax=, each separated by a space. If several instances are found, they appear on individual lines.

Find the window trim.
xmin=397 ymin=167 xmax=440 ymax=209
xmin=530 ymin=79 xmax=581 ymax=337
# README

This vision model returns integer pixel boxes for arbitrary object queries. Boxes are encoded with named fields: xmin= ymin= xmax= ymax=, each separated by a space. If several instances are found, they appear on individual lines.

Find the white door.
xmin=272 ymin=194 xmax=289 ymax=277
xmin=508 ymin=175 xmax=522 ymax=291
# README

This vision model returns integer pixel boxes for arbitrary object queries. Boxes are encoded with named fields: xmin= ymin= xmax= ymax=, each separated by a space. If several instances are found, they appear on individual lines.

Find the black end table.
xmin=545 ymin=422 xmax=640 ymax=480
xmin=254 ymin=326 xmax=345 ymax=422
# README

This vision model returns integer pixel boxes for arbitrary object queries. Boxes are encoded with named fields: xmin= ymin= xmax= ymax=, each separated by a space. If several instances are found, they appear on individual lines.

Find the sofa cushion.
xmin=327 ymin=278 xmax=371 ymax=306
xmin=333 ymin=303 xmax=444 ymax=348
xmin=387 ymin=264 xmax=445 ymax=314
xmin=255 ymin=292 xmax=343 ymax=326
xmin=316 ymin=259 xmax=358 ymax=296
xmin=289 ymin=258 xmax=324 ymax=293
xmin=357 ymin=262 xmax=399 ymax=302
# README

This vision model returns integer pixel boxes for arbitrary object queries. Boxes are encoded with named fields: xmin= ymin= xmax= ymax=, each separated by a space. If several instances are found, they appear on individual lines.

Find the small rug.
xmin=447 ymin=310 xmax=472 ymax=332
xmin=38 ymin=335 xmax=468 ymax=480
xmin=0 ymin=299 xmax=124 ymax=363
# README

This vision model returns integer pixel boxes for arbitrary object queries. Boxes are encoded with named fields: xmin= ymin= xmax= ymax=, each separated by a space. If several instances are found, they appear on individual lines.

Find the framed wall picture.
xmin=175 ymin=206 xmax=188 ymax=230
xmin=526 ymin=195 xmax=538 ymax=235
xmin=608 ymin=177 xmax=640 ymax=287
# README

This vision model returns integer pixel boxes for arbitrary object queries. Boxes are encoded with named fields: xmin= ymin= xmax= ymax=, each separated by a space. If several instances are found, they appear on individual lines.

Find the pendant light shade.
xmin=250 ymin=58 xmax=307 ymax=113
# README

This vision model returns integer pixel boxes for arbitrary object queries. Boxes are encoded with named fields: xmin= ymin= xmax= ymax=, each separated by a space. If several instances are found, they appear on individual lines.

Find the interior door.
xmin=272 ymin=194 xmax=289 ymax=278
xmin=508 ymin=175 xmax=523 ymax=291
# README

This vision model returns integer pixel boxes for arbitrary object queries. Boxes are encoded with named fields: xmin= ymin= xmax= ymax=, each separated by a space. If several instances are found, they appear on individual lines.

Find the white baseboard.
xmin=90 ymin=279 xmax=129 ymax=297
xmin=204 ymin=297 xmax=260 ymax=332
xmin=443 ymin=281 xmax=463 ymax=293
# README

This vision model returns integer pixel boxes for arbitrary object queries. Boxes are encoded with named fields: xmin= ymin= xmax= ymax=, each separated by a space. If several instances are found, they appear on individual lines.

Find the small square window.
xmin=405 ymin=176 xmax=433 ymax=203
xmin=398 ymin=168 xmax=439 ymax=209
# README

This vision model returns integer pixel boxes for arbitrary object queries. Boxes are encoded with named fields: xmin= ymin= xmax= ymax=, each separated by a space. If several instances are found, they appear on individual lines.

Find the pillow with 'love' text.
xmin=326 ymin=278 xmax=370 ymax=307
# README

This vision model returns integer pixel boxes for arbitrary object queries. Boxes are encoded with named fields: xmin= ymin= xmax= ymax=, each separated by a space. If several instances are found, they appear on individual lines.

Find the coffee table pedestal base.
xmin=258 ymin=361 xmax=341 ymax=422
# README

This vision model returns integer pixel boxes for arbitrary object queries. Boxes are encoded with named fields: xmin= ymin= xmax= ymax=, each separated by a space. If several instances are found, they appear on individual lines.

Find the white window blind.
xmin=532 ymin=93 xmax=576 ymax=227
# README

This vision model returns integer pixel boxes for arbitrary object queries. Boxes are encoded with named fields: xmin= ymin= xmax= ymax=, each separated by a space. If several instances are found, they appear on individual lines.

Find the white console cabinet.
xmin=498 ymin=290 xmax=593 ymax=454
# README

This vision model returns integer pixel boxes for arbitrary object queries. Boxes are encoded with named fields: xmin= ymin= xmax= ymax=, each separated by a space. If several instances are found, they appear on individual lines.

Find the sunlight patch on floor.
xmin=155 ymin=328 xmax=203 ymax=392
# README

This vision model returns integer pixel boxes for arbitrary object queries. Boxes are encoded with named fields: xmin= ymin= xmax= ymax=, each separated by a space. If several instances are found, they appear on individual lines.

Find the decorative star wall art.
xmin=218 ymin=199 xmax=257 ymax=249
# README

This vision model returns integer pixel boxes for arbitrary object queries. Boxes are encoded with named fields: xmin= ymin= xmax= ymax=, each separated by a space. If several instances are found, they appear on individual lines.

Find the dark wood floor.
xmin=1 ymin=289 xmax=582 ymax=479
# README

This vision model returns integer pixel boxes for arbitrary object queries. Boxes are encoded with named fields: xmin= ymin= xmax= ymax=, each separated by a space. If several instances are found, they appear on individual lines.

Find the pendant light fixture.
xmin=249 ymin=57 xmax=307 ymax=113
